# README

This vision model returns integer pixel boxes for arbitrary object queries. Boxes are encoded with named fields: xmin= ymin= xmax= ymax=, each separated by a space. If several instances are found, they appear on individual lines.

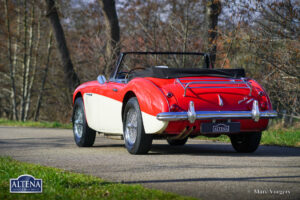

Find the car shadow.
xmin=0 ymin=137 xmax=70 ymax=149
xmin=92 ymin=144 xmax=124 ymax=148
xmin=148 ymin=143 xmax=300 ymax=157
xmin=1 ymin=136 xmax=299 ymax=158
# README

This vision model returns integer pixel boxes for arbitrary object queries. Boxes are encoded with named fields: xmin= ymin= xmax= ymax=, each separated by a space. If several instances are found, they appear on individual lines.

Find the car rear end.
xmin=152 ymin=76 xmax=277 ymax=137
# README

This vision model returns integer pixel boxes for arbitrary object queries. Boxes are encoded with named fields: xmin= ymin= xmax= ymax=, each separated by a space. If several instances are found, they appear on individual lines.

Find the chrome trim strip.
xmin=157 ymin=110 xmax=277 ymax=121
xmin=238 ymin=97 xmax=248 ymax=104
xmin=176 ymin=78 xmax=185 ymax=88
xmin=241 ymin=78 xmax=252 ymax=96
xmin=218 ymin=95 xmax=224 ymax=106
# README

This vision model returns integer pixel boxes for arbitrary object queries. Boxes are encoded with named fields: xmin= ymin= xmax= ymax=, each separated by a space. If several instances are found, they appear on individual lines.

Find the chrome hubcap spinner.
xmin=74 ymin=107 xmax=84 ymax=138
xmin=125 ymin=108 xmax=138 ymax=145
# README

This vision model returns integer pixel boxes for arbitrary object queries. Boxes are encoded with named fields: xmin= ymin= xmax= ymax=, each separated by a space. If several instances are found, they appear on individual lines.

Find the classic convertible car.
xmin=72 ymin=52 xmax=277 ymax=154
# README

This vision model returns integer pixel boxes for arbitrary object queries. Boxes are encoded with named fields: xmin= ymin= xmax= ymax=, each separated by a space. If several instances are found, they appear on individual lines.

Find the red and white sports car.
xmin=72 ymin=52 xmax=277 ymax=154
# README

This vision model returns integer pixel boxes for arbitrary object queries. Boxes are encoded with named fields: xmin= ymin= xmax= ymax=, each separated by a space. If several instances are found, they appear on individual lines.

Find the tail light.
xmin=260 ymin=96 xmax=269 ymax=111
xmin=170 ymin=104 xmax=180 ymax=112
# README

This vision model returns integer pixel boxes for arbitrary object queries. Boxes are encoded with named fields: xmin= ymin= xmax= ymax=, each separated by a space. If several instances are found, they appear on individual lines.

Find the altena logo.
xmin=10 ymin=174 xmax=42 ymax=193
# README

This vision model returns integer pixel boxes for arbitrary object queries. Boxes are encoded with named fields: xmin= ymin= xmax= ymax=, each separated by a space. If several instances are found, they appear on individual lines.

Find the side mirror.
xmin=97 ymin=75 xmax=106 ymax=84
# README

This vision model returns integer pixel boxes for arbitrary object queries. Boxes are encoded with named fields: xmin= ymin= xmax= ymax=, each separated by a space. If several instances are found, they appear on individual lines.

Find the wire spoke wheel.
xmin=72 ymin=97 xmax=96 ymax=147
xmin=125 ymin=108 xmax=138 ymax=145
xmin=74 ymin=107 xmax=84 ymax=139
xmin=123 ymin=97 xmax=153 ymax=154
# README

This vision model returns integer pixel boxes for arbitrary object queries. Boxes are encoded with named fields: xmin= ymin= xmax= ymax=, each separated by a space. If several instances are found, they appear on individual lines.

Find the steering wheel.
xmin=116 ymin=71 xmax=128 ymax=79
xmin=125 ymin=67 xmax=146 ymax=79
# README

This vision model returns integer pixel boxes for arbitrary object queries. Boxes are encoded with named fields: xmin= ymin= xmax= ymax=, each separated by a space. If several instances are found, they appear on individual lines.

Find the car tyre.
xmin=123 ymin=97 xmax=153 ymax=154
xmin=167 ymin=138 xmax=188 ymax=146
xmin=72 ymin=97 xmax=96 ymax=147
xmin=230 ymin=132 xmax=261 ymax=153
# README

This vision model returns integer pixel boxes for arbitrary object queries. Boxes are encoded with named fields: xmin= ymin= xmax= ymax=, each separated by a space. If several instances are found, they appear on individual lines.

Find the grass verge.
xmin=0 ymin=118 xmax=72 ymax=129
xmin=197 ymin=128 xmax=300 ymax=147
xmin=0 ymin=157 xmax=194 ymax=200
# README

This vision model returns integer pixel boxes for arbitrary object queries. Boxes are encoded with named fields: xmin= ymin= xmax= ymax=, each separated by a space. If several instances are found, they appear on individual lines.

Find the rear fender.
xmin=124 ymin=78 xmax=169 ymax=134
xmin=249 ymin=79 xmax=273 ymax=110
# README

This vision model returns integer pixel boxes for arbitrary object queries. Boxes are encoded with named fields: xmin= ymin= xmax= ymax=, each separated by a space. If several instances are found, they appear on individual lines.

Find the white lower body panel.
xmin=83 ymin=93 xmax=168 ymax=134
xmin=84 ymin=93 xmax=123 ymax=134
xmin=142 ymin=112 xmax=168 ymax=134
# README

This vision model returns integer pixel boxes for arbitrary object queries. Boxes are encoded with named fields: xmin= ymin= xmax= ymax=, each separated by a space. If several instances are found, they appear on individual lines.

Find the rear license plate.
xmin=201 ymin=122 xmax=240 ymax=134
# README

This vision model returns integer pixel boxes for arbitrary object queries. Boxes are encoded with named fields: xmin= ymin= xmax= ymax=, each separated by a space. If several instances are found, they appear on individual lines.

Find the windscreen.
xmin=118 ymin=53 xmax=208 ymax=74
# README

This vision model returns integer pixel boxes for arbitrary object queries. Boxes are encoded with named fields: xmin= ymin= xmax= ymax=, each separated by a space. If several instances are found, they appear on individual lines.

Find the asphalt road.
xmin=0 ymin=127 xmax=299 ymax=200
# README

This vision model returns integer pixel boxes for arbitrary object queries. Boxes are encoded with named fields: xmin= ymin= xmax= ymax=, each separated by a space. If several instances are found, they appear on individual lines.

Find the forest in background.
xmin=0 ymin=0 xmax=299 ymax=125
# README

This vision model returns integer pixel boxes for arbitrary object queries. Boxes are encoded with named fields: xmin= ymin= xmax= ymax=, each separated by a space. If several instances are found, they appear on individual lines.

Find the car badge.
xmin=218 ymin=95 xmax=224 ymax=106
xmin=238 ymin=97 xmax=248 ymax=104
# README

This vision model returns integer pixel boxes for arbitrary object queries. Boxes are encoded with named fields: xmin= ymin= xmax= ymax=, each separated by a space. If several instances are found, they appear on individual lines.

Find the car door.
xmin=84 ymin=81 xmax=125 ymax=134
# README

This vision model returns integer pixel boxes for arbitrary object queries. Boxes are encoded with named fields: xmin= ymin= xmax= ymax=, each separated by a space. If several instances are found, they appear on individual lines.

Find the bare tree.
xmin=4 ymin=0 xmax=18 ymax=120
xmin=25 ymin=9 xmax=42 ymax=121
xmin=98 ymin=0 xmax=120 ymax=76
xmin=23 ymin=1 xmax=36 ymax=121
xmin=253 ymin=0 xmax=300 ymax=123
xmin=12 ymin=0 xmax=20 ymax=87
xmin=44 ymin=0 xmax=80 ymax=92
xmin=34 ymin=31 xmax=53 ymax=121
xmin=20 ymin=0 xmax=29 ymax=121
xmin=206 ymin=0 xmax=222 ymax=67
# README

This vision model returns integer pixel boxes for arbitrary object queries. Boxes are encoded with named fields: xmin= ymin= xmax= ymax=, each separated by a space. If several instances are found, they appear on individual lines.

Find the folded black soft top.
xmin=128 ymin=67 xmax=245 ymax=80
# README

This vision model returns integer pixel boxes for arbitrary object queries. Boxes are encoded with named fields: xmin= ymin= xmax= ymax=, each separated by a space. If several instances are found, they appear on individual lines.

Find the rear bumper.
xmin=157 ymin=110 xmax=277 ymax=121
xmin=157 ymin=100 xmax=277 ymax=123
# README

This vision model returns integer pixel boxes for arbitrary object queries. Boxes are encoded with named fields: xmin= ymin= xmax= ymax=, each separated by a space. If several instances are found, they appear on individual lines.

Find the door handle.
xmin=112 ymin=88 xmax=118 ymax=92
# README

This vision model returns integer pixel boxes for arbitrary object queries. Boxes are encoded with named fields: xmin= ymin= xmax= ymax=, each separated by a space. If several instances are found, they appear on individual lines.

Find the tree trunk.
xmin=206 ymin=0 xmax=221 ymax=68
xmin=4 ymin=0 xmax=18 ymax=120
xmin=99 ymin=0 xmax=120 ymax=76
xmin=182 ymin=6 xmax=189 ymax=68
xmin=20 ymin=0 xmax=28 ymax=121
xmin=44 ymin=0 xmax=80 ymax=92
xmin=24 ymin=2 xmax=35 ymax=121
xmin=25 ymin=9 xmax=41 ymax=121
xmin=34 ymin=31 xmax=53 ymax=121
xmin=12 ymin=0 xmax=20 ymax=84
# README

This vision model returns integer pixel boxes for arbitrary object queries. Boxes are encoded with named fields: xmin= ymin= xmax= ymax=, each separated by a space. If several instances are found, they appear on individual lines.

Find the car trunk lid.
xmin=147 ymin=77 xmax=256 ymax=112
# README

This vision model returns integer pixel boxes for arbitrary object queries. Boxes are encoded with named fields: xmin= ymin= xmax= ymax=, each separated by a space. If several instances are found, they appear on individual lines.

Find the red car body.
xmin=72 ymin=52 xmax=277 ymax=154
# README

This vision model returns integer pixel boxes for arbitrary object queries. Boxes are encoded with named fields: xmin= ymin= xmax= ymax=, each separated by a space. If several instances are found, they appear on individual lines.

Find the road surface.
xmin=0 ymin=126 xmax=299 ymax=199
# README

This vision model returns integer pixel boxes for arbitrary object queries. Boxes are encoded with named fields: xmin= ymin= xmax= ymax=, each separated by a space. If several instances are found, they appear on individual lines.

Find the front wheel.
xmin=123 ymin=97 xmax=153 ymax=154
xmin=230 ymin=132 xmax=262 ymax=153
xmin=72 ymin=97 xmax=96 ymax=147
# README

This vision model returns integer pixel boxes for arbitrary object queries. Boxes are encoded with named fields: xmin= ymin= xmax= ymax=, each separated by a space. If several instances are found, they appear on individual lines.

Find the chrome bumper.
xmin=156 ymin=100 xmax=277 ymax=123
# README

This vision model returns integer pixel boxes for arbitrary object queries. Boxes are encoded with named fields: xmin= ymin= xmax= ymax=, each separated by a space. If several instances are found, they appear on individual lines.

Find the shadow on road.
xmin=1 ymin=136 xmax=299 ymax=158
xmin=123 ymin=175 xmax=300 ymax=184
xmin=149 ymin=143 xmax=300 ymax=157
xmin=0 ymin=137 xmax=69 ymax=149
xmin=93 ymin=144 xmax=124 ymax=148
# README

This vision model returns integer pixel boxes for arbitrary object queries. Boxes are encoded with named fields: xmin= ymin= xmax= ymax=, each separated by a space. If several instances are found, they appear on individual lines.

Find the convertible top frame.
xmin=110 ymin=52 xmax=212 ymax=80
